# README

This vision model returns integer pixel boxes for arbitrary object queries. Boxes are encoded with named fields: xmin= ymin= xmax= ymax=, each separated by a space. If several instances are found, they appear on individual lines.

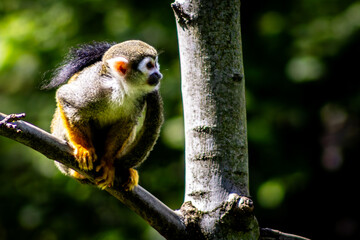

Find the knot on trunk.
xmin=219 ymin=194 xmax=258 ymax=232
xmin=178 ymin=195 xmax=258 ymax=239
xmin=178 ymin=201 xmax=206 ymax=240
xmin=171 ymin=1 xmax=196 ymax=29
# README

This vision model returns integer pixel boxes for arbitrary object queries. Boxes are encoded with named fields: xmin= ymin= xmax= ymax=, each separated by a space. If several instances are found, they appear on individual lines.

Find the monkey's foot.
xmin=73 ymin=145 xmax=97 ymax=171
xmin=122 ymin=168 xmax=139 ymax=191
xmin=95 ymin=160 xmax=115 ymax=190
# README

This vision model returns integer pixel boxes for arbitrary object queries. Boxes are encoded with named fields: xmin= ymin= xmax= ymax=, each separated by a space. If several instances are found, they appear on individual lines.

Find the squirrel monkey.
xmin=47 ymin=40 xmax=163 ymax=190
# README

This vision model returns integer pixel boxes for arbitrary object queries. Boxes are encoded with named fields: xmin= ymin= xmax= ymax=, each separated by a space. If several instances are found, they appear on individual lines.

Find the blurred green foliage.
xmin=0 ymin=0 xmax=359 ymax=239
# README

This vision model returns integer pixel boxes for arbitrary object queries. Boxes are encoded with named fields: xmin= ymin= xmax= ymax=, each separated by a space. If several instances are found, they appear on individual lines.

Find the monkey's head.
xmin=102 ymin=40 xmax=162 ymax=92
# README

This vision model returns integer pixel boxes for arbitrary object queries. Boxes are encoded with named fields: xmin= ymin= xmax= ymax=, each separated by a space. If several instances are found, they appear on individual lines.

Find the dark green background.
xmin=0 ymin=0 xmax=359 ymax=239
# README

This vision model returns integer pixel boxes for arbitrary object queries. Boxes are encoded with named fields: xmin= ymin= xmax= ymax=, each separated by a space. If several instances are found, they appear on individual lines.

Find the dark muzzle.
xmin=148 ymin=72 xmax=162 ymax=86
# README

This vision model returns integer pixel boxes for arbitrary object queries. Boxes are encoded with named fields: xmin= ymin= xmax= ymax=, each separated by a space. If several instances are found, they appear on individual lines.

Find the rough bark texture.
xmin=172 ymin=0 xmax=259 ymax=239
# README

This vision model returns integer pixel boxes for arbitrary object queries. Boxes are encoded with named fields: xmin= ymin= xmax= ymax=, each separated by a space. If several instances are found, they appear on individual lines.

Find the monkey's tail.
xmin=42 ymin=41 xmax=115 ymax=89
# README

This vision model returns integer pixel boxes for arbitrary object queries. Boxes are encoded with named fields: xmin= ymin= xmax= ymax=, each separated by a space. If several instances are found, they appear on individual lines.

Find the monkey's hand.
xmin=57 ymin=101 xmax=97 ymax=171
xmin=72 ymin=144 xmax=97 ymax=171
xmin=95 ymin=158 xmax=115 ymax=190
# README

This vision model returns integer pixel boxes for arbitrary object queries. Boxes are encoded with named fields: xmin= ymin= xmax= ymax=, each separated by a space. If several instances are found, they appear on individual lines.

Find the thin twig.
xmin=0 ymin=113 xmax=26 ymax=132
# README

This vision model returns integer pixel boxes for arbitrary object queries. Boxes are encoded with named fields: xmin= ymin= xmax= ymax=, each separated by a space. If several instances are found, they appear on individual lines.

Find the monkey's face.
xmin=136 ymin=56 xmax=162 ymax=86
xmin=106 ymin=55 xmax=162 ymax=92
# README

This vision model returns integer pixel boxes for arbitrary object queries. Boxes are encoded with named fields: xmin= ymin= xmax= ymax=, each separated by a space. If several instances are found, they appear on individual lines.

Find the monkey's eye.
xmin=146 ymin=62 xmax=155 ymax=70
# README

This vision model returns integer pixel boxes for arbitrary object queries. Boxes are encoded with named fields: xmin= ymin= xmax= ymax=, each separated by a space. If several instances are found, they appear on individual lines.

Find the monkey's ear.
xmin=107 ymin=57 xmax=129 ymax=76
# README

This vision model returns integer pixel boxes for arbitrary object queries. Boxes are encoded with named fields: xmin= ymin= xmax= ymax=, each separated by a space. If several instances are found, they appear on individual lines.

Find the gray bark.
xmin=172 ymin=0 xmax=259 ymax=239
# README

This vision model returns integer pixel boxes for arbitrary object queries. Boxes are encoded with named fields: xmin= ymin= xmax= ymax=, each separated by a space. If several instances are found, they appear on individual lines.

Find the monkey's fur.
xmin=48 ymin=40 xmax=163 ymax=190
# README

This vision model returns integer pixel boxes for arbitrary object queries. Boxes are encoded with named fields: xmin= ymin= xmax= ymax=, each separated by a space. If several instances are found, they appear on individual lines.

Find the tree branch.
xmin=0 ymin=112 xmax=187 ymax=240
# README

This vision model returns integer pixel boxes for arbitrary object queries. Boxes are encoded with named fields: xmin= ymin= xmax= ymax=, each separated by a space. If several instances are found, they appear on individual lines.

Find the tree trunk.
xmin=172 ymin=0 xmax=259 ymax=239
